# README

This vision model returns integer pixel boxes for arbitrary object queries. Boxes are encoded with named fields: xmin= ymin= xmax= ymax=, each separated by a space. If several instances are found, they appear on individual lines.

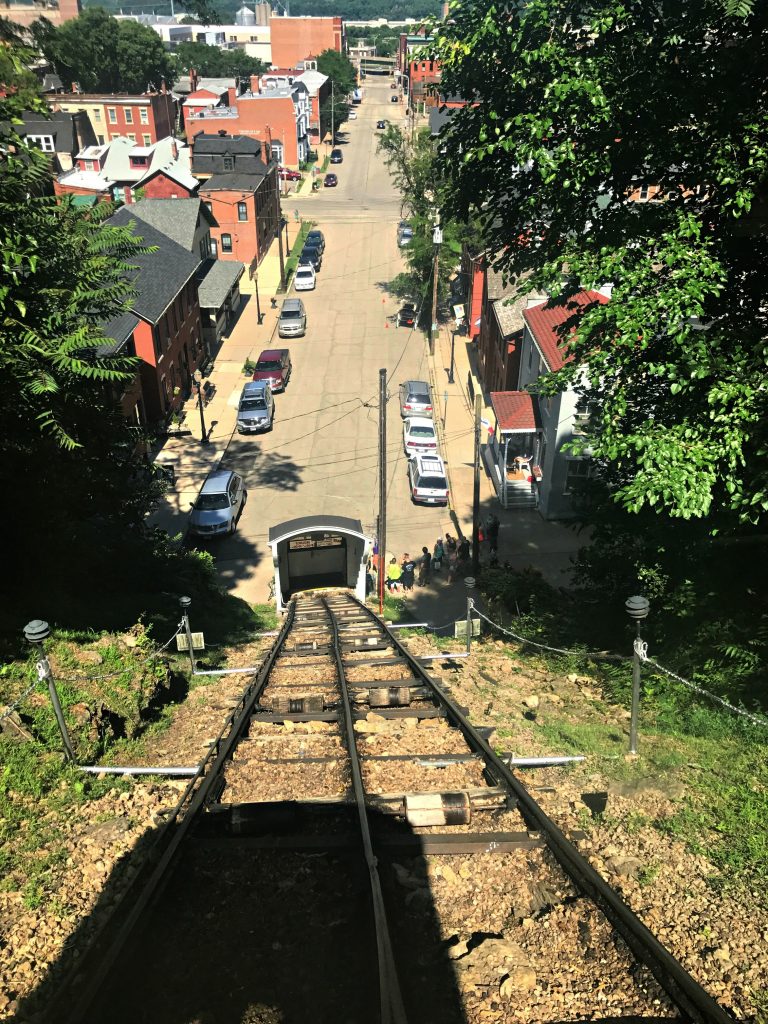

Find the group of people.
xmin=366 ymin=514 xmax=502 ymax=596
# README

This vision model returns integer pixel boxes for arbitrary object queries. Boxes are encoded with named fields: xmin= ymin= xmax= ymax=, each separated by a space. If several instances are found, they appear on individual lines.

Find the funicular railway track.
xmin=63 ymin=591 xmax=733 ymax=1024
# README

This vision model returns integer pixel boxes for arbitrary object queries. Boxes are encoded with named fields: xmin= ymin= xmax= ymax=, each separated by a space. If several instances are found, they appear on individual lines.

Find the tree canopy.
xmin=169 ymin=41 xmax=267 ymax=80
xmin=37 ymin=9 xmax=174 ymax=93
xmin=431 ymin=0 xmax=768 ymax=527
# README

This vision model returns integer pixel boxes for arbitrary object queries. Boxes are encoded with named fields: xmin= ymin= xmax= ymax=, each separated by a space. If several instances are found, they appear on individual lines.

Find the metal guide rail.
xmin=61 ymin=590 xmax=733 ymax=1024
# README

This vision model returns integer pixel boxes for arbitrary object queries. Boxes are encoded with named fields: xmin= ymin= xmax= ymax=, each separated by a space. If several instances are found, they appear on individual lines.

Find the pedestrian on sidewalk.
xmin=432 ymin=537 xmax=444 ymax=572
xmin=417 ymin=546 xmax=431 ymax=586
xmin=445 ymin=533 xmax=458 ymax=582
xmin=401 ymin=553 xmax=416 ymax=591
xmin=386 ymin=557 xmax=402 ymax=592
xmin=486 ymin=512 xmax=500 ymax=554
xmin=456 ymin=535 xmax=470 ymax=578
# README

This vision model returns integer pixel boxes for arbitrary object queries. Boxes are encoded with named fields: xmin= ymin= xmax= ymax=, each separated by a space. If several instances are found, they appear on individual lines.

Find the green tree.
xmin=41 ymin=9 xmax=174 ymax=93
xmin=377 ymin=124 xmax=472 ymax=307
xmin=431 ymin=0 xmax=768 ymax=526
xmin=317 ymin=47 xmax=357 ymax=99
xmin=0 ymin=24 xmax=169 ymax=629
xmin=169 ymin=40 xmax=266 ymax=80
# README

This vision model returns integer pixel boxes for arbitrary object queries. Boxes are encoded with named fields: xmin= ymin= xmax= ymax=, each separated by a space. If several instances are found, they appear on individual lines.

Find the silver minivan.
xmin=278 ymin=298 xmax=306 ymax=338
xmin=236 ymin=380 xmax=274 ymax=434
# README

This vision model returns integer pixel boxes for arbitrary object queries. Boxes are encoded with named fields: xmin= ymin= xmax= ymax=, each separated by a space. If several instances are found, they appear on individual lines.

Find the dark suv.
xmin=330 ymin=148 xmax=343 ymax=164
xmin=299 ymin=244 xmax=322 ymax=271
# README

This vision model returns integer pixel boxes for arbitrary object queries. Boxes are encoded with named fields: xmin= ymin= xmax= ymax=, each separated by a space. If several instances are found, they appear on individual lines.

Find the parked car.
xmin=299 ymin=244 xmax=322 ymax=271
xmin=390 ymin=94 xmax=399 ymax=103
xmin=399 ymin=380 xmax=433 ymax=418
xmin=398 ymin=303 xmax=416 ymax=327
xmin=305 ymin=229 xmax=325 ymax=253
xmin=397 ymin=222 xmax=414 ymax=247
xmin=294 ymin=264 xmax=316 ymax=291
xmin=376 ymin=119 xmax=387 ymax=130
xmin=348 ymin=110 xmax=357 ymax=120
xmin=252 ymin=348 xmax=292 ymax=392
xmin=403 ymin=416 xmax=438 ymax=456
xmin=278 ymin=297 xmax=306 ymax=338
xmin=278 ymin=167 xmax=302 ymax=181
xmin=324 ymin=173 xmax=338 ymax=187
xmin=408 ymin=453 xmax=449 ymax=506
xmin=330 ymin=148 xmax=343 ymax=164
xmin=189 ymin=469 xmax=246 ymax=538
xmin=236 ymin=381 xmax=274 ymax=434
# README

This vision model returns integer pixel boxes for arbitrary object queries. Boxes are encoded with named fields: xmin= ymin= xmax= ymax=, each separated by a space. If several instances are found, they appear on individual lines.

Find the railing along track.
xmin=61 ymin=589 xmax=734 ymax=1024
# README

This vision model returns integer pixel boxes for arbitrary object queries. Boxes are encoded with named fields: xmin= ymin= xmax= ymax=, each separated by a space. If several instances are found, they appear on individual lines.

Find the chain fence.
xmin=472 ymin=607 xmax=630 ymax=662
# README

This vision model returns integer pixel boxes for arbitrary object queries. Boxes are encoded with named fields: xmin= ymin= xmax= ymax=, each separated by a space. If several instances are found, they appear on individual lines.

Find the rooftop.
xmin=523 ymin=290 xmax=609 ymax=371
xmin=107 ymin=207 xmax=201 ymax=324
xmin=198 ymin=259 xmax=245 ymax=308
xmin=128 ymin=198 xmax=214 ymax=252
xmin=490 ymin=392 xmax=542 ymax=434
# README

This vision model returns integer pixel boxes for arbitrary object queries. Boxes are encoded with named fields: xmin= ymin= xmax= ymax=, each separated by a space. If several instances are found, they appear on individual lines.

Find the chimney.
xmin=227 ymin=86 xmax=237 ymax=105
xmin=171 ymin=138 xmax=178 ymax=159
xmin=161 ymin=76 xmax=167 ymax=95
xmin=262 ymin=139 xmax=271 ymax=164
xmin=190 ymin=67 xmax=198 ymax=92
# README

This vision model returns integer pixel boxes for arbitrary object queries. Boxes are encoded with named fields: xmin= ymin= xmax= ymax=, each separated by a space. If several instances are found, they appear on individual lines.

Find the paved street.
xmin=209 ymin=79 xmax=450 ymax=603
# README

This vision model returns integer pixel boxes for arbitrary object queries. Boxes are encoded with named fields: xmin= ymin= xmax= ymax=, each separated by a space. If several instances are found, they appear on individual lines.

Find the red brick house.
xmin=54 ymin=135 xmax=196 ymax=204
xmin=103 ymin=207 xmax=205 ymax=424
xmin=186 ymin=82 xmax=311 ymax=167
xmin=49 ymin=89 xmax=176 ymax=147
xmin=192 ymin=134 xmax=280 ymax=273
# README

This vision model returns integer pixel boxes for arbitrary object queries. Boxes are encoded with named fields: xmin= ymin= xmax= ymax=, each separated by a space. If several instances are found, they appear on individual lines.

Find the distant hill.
xmin=82 ymin=0 xmax=440 ymax=22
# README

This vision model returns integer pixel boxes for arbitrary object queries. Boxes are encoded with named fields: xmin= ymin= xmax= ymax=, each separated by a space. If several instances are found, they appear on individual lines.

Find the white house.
xmin=486 ymin=288 xmax=609 ymax=518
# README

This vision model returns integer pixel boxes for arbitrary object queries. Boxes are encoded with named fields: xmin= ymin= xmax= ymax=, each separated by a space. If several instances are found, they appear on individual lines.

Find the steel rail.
xmin=347 ymin=594 xmax=735 ymax=1024
xmin=322 ymin=596 xmax=409 ymax=1024
xmin=63 ymin=601 xmax=297 ymax=1024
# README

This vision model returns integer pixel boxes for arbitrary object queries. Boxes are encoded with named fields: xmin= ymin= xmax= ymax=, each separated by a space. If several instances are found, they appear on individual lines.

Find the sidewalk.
xmin=148 ymin=235 xmax=290 ymax=540
xmin=426 ymin=323 xmax=583 ymax=590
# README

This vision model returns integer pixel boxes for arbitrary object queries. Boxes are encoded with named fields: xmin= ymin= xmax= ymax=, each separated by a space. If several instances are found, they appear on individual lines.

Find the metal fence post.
xmin=625 ymin=596 xmax=650 ymax=755
xmin=466 ymin=597 xmax=474 ymax=654
xmin=23 ymin=620 xmax=75 ymax=762
xmin=179 ymin=595 xmax=196 ymax=674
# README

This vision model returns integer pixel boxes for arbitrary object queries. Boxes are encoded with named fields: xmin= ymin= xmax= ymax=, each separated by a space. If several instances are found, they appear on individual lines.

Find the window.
xmin=130 ymin=155 xmax=148 ymax=167
xmin=26 ymin=135 xmax=55 ymax=152
xmin=221 ymin=233 xmax=233 ymax=253
xmin=97 ymin=135 xmax=104 ymax=145
xmin=108 ymin=107 xmax=117 ymax=124
xmin=161 ymin=375 xmax=170 ymax=411
xmin=564 ymin=459 xmax=592 ymax=494
xmin=127 ymin=133 xmax=136 ymax=142
xmin=200 ymin=236 xmax=209 ymax=261
xmin=143 ymin=133 xmax=151 ymax=146
xmin=94 ymin=109 xmax=101 ymax=121
xmin=237 ymin=201 xmax=248 ymax=221
xmin=124 ymin=108 xmax=133 ymax=124
xmin=110 ymin=133 xmax=121 ymax=141
xmin=639 ymin=185 xmax=650 ymax=200
xmin=223 ymin=155 xmax=234 ymax=171
xmin=210 ymin=237 xmax=218 ymax=257
xmin=140 ymin=107 xmax=149 ymax=124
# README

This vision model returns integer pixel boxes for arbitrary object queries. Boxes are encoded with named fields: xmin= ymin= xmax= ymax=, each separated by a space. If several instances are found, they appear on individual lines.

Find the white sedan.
xmin=294 ymin=264 xmax=316 ymax=291
xmin=403 ymin=416 xmax=438 ymax=456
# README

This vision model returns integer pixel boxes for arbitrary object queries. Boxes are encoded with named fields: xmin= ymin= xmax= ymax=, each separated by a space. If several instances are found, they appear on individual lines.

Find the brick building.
xmin=54 ymin=135 xmax=196 ymax=204
xmin=19 ymin=109 xmax=96 ymax=175
xmin=103 ymin=207 xmax=205 ymax=425
xmin=192 ymin=134 xmax=280 ymax=276
xmin=186 ymin=83 xmax=310 ymax=167
xmin=2 ymin=0 xmax=79 ymax=27
xmin=269 ymin=15 xmax=344 ymax=67
xmin=49 ymin=90 xmax=176 ymax=148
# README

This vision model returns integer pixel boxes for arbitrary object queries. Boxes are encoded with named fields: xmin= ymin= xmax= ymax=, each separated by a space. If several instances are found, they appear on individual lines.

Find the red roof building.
xmin=522 ymin=290 xmax=608 ymax=372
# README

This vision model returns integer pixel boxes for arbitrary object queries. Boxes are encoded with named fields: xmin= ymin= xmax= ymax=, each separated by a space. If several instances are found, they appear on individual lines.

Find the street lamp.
xmin=192 ymin=369 xmax=208 ymax=445
xmin=23 ymin=619 xmax=75 ymax=761
xmin=429 ymin=216 xmax=443 ymax=357
xmin=625 ymin=595 xmax=650 ymax=755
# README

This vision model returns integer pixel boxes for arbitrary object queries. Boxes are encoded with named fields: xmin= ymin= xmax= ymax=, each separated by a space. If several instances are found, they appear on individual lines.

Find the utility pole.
xmin=430 ymin=219 xmax=442 ymax=356
xmin=330 ymin=77 xmax=334 ymax=151
xmin=267 ymin=126 xmax=286 ymax=290
xmin=378 ymin=368 xmax=387 ymax=617
xmin=472 ymin=393 xmax=482 ymax=577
